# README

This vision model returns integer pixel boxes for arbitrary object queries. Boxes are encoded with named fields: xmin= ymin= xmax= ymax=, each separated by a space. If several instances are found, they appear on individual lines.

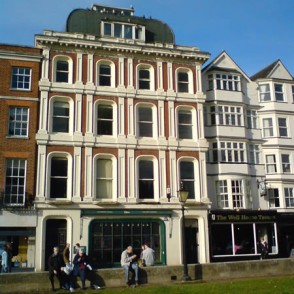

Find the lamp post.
xmin=178 ymin=182 xmax=191 ymax=281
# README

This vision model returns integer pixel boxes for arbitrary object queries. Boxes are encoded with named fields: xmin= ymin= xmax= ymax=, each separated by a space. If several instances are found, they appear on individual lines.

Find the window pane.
xmin=180 ymin=161 xmax=195 ymax=199
xmin=11 ymin=67 xmax=31 ymax=90
xmin=99 ymin=64 xmax=111 ymax=86
xmin=138 ymin=107 xmax=153 ymax=137
xmin=138 ymin=69 xmax=150 ymax=90
xmin=97 ymin=105 xmax=113 ymax=135
xmin=234 ymin=224 xmax=254 ymax=254
xmin=56 ymin=61 xmax=69 ymax=83
xmin=139 ymin=160 xmax=154 ymax=199
xmin=104 ymin=23 xmax=111 ymax=36
xmin=97 ymin=159 xmax=112 ymax=178
xmin=211 ymin=224 xmax=233 ymax=255
xmin=114 ymin=24 xmax=122 ymax=38
xmin=50 ymin=157 xmax=68 ymax=198
xmin=124 ymin=25 xmax=132 ymax=39
xmin=178 ymin=110 xmax=192 ymax=139
xmin=52 ymin=102 xmax=69 ymax=132
xmin=51 ymin=157 xmax=68 ymax=176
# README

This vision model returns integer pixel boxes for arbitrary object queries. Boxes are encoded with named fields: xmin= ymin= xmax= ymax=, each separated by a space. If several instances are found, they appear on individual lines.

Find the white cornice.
xmin=0 ymin=95 xmax=39 ymax=101
xmin=0 ymin=51 xmax=42 ymax=62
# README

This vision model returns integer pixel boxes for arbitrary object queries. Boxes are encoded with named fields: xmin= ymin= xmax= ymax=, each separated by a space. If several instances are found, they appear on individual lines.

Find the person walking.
xmin=48 ymin=246 xmax=65 ymax=291
xmin=121 ymin=246 xmax=139 ymax=287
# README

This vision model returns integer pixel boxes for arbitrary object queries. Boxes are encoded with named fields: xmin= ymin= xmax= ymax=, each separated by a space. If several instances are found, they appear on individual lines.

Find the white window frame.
xmin=265 ymin=154 xmax=277 ymax=174
xmin=259 ymin=83 xmax=271 ymax=102
xmin=215 ymin=73 xmax=241 ymax=91
xmin=209 ymin=105 xmax=243 ymax=126
xmin=249 ymin=144 xmax=260 ymax=164
xmin=219 ymin=141 xmax=246 ymax=163
xmin=136 ymin=64 xmax=155 ymax=91
xmin=46 ymin=152 xmax=72 ymax=200
xmin=178 ymin=158 xmax=196 ymax=200
xmin=176 ymin=68 xmax=193 ymax=94
xmin=52 ymin=55 xmax=73 ymax=84
xmin=96 ymin=60 xmax=115 ymax=87
xmin=93 ymin=154 xmax=117 ymax=201
xmin=274 ymin=83 xmax=285 ymax=102
xmin=277 ymin=117 xmax=288 ymax=137
xmin=49 ymin=96 xmax=74 ymax=134
xmin=135 ymin=156 xmax=159 ymax=201
xmin=94 ymin=100 xmax=117 ymax=137
xmin=135 ymin=103 xmax=158 ymax=139
xmin=8 ymin=107 xmax=29 ymax=137
xmin=176 ymin=106 xmax=196 ymax=140
xmin=216 ymin=178 xmax=245 ymax=209
xmin=246 ymin=109 xmax=258 ymax=129
xmin=284 ymin=187 xmax=294 ymax=208
xmin=281 ymin=154 xmax=291 ymax=173
xmin=4 ymin=159 xmax=27 ymax=206
xmin=101 ymin=21 xmax=146 ymax=41
xmin=11 ymin=67 xmax=32 ymax=90
xmin=268 ymin=188 xmax=280 ymax=208
xmin=262 ymin=118 xmax=274 ymax=137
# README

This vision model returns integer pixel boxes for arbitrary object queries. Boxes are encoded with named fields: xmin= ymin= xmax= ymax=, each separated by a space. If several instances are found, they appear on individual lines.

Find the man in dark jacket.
xmin=48 ymin=246 xmax=65 ymax=291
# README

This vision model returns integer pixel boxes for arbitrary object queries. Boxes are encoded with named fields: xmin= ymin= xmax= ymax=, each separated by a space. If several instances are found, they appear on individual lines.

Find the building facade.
xmin=0 ymin=44 xmax=42 ymax=268
xmin=33 ymin=5 xmax=211 ymax=270
xmin=202 ymin=52 xmax=294 ymax=262
xmin=251 ymin=60 xmax=294 ymax=258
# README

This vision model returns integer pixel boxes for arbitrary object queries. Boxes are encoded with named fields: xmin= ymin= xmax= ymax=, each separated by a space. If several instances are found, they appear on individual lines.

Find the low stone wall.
xmin=1 ymin=259 xmax=294 ymax=293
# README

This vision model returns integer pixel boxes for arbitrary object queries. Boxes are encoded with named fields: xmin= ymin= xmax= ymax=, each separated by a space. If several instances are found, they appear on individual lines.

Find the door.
xmin=185 ymin=227 xmax=198 ymax=264
xmin=45 ymin=219 xmax=67 ymax=270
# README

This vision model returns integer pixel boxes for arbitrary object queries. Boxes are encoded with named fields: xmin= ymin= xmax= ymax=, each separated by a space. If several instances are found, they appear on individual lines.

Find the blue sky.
xmin=0 ymin=0 xmax=293 ymax=76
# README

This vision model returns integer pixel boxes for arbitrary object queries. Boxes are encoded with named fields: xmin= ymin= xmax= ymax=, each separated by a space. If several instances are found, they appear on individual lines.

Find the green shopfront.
xmin=82 ymin=210 xmax=168 ymax=268
xmin=209 ymin=210 xmax=278 ymax=262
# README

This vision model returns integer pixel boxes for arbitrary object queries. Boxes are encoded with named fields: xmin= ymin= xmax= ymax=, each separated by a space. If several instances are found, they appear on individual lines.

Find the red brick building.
xmin=0 ymin=44 xmax=42 ymax=268
xmin=33 ymin=4 xmax=211 ymax=271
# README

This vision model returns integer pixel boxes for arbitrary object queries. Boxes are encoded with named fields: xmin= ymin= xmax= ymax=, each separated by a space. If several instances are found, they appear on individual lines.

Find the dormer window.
xmin=102 ymin=21 xmax=145 ymax=41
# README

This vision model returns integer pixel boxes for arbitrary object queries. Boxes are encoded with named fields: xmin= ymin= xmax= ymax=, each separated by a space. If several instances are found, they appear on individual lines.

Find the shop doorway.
xmin=45 ymin=219 xmax=67 ymax=270
xmin=185 ymin=219 xmax=198 ymax=264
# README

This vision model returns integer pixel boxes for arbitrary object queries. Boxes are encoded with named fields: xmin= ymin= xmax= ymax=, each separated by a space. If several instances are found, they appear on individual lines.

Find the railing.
xmin=0 ymin=192 xmax=35 ymax=211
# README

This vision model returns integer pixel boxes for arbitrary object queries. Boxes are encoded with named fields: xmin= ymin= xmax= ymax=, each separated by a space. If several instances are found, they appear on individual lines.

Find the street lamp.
xmin=178 ymin=181 xmax=191 ymax=281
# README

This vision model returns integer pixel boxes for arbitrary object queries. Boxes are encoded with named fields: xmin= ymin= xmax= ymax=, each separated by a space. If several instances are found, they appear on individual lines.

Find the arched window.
xmin=136 ymin=103 xmax=157 ymax=138
xmin=179 ymin=161 xmax=195 ymax=199
xmin=50 ymin=97 xmax=74 ymax=134
xmin=47 ymin=153 xmax=72 ymax=199
xmin=94 ymin=155 xmax=117 ymax=200
xmin=53 ymin=56 xmax=73 ymax=84
xmin=137 ymin=65 xmax=154 ymax=90
xmin=177 ymin=108 xmax=194 ymax=139
xmin=52 ymin=101 xmax=69 ymax=133
xmin=138 ymin=160 xmax=154 ymax=199
xmin=176 ymin=68 xmax=193 ymax=93
xmin=97 ymin=61 xmax=115 ymax=87
xmin=96 ymin=158 xmax=113 ymax=199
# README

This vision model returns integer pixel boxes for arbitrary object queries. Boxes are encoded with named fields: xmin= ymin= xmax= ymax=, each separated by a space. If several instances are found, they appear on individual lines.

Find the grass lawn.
xmin=84 ymin=276 xmax=294 ymax=294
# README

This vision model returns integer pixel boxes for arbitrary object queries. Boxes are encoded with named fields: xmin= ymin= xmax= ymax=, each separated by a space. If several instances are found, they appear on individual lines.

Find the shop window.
xmin=90 ymin=220 xmax=165 ymax=267
xmin=179 ymin=161 xmax=195 ymax=199
xmin=211 ymin=224 xmax=233 ymax=256
xmin=4 ymin=159 xmax=26 ymax=206
xmin=11 ymin=67 xmax=31 ymax=90
xmin=97 ymin=104 xmax=113 ymax=135
xmin=49 ymin=157 xmax=68 ymax=198
xmin=96 ymin=158 xmax=113 ymax=199
xmin=8 ymin=107 xmax=29 ymax=137
xmin=211 ymin=222 xmax=277 ymax=257
xmin=234 ymin=224 xmax=254 ymax=254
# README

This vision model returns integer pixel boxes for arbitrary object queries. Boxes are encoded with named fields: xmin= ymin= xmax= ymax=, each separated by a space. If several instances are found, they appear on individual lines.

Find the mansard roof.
xmin=66 ymin=4 xmax=175 ymax=44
